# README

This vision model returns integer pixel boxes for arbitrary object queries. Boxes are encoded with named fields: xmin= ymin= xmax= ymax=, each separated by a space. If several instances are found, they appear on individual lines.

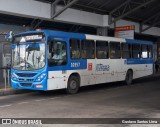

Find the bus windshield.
xmin=12 ymin=42 xmax=45 ymax=70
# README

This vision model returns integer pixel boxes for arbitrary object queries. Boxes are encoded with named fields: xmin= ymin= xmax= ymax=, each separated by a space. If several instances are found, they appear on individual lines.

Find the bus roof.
xmin=15 ymin=30 xmax=86 ymax=39
xmin=15 ymin=30 xmax=154 ymax=44
xmin=86 ymin=34 xmax=125 ymax=42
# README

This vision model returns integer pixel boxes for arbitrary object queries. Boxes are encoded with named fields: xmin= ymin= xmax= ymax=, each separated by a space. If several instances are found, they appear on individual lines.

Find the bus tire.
xmin=66 ymin=76 xmax=80 ymax=94
xmin=125 ymin=70 xmax=133 ymax=85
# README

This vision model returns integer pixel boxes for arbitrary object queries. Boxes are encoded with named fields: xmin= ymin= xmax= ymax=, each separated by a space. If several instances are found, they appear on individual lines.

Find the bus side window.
xmin=48 ymin=41 xmax=54 ymax=59
xmin=70 ymin=39 xmax=80 ymax=59
xmin=132 ymin=44 xmax=141 ymax=58
xmin=81 ymin=50 xmax=86 ymax=58
xmin=96 ymin=41 xmax=108 ymax=59
xmin=141 ymin=44 xmax=148 ymax=58
xmin=81 ymin=40 xmax=95 ymax=59
xmin=48 ymin=40 xmax=67 ymax=66
xmin=121 ymin=43 xmax=131 ymax=59
xmin=148 ymin=45 xmax=153 ymax=58
xmin=110 ymin=42 xmax=121 ymax=59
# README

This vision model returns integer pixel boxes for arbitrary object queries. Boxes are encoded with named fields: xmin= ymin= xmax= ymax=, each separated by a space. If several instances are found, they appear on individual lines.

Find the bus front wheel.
xmin=66 ymin=76 xmax=80 ymax=94
xmin=125 ymin=70 xmax=133 ymax=85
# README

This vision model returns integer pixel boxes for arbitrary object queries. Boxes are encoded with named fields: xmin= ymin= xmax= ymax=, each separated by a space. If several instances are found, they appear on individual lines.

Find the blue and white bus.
xmin=11 ymin=30 xmax=153 ymax=94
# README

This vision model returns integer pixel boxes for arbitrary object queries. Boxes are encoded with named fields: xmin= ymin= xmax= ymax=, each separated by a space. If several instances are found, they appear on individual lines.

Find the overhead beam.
xmin=142 ymin=11 xmax=160 ymax=24
xmin=33 ymin=20 xmax=43 ymax=30
xmin=98 ymin=0 xmax=113 ymax=9
xmin=33 ymin=0 xmax=78 ymax=29
xmin=30 ymin=19 xmax=43 ymax=30
xmin=109 ymin=0 xmax=155 ymax=25
xmin=51 ymin=0 xmax=62 ymax=17
xmin=32 ymin=0 xmax=63 ymax=29
xmin=86 ymin=0 xmax=95 ymax=6
xmin=51 ymin=0 xmax=79 ymax=19
xmin=140 ymin=12 xmax=160 ymax=32
xmin=74 ymin=3 xmax=107 ymax=13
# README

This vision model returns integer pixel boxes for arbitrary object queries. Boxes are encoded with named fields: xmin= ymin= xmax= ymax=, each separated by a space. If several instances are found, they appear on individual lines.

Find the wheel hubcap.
xmin=70 ymin=80 xmax=77 ymax=89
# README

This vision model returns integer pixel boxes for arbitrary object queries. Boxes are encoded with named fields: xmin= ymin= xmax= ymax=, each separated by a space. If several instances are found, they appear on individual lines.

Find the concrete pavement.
xmin=0 ymin=74 xmax=160 ymax=127
xmin=0 ymin=82 xmax=30 ymax=96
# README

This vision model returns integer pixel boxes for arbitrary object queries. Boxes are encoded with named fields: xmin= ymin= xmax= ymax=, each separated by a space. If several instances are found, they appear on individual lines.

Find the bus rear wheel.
xmin=66 ymin=76 xmax=80 ymax=94
xmin=125 ymin=70 xmax=133 ymax=85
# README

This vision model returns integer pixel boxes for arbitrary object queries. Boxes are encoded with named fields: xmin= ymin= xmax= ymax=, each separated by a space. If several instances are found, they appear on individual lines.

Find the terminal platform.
xmin=0 ymin=82 xmax=30 ymax=96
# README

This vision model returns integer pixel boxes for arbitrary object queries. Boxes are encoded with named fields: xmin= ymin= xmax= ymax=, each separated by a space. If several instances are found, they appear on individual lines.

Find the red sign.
xmin=115 ymin=26 xmax=135 ymax=31
xmin=88 ymin=63 xmax=92 ymax=71
xmin=115 ymin=25 xmax=135 ymax=39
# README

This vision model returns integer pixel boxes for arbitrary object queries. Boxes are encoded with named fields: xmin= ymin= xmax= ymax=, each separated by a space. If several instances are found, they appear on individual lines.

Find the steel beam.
xmin=142 ymin=11 xmax=160 ymax=24
xmin=51 ymin=0 xmax=62 ymax=17
xmin=140 ymin=11 xmax=160 ymax=32
xmin=31 ymin=19 xmax=37 ymax=30
xmin=31 ymin=19 xmax=43 ymax=30
xmin=98 ymin=0 xmax=113 ymax=9
xmin=51 ymin=0 xmax=79 ymax=19
xmin=32 ymin=0 xmax=78 ymax=29
xmin=69 ymin=24 xmax=82 ymax=32
xmin=109 ymin=0 xmax=155 ymax=25
xmin=33 ymin=20 xmax=43 ymax=30
xmin=74 ymin=3 xmax=107 ymax=13
xmin=86 ymin=0 xmax=95 ymax=6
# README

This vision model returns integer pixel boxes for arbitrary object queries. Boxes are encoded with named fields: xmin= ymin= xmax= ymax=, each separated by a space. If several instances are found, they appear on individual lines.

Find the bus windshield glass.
xmin=12 ymin=33 xmax=46 ymax=70
xmin=12 ymin=43 xmax=45 ymax=70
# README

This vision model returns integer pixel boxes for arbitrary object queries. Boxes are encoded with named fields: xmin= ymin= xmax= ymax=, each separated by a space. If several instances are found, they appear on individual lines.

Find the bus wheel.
xmin=66 ymin=76 xmax=80 ymax=94
xmin=125 ymin=70 xmax=133 ymax=85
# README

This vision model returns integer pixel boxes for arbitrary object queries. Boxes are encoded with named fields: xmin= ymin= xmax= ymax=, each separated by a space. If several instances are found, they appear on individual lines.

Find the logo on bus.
xmin=88 ymin=63 xmax=92 ymax=71
xmin=96 ymin=64 xmax=110 ymax=71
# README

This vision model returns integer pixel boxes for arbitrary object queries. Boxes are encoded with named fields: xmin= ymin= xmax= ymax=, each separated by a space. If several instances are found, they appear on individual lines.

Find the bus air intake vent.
xmin=20 ymin=83 xmax=32 ymax=87
xmin=16 ymin=73 xmax=37 ymax=77
xmin=19 ymin=78 xmax=34 ymax=82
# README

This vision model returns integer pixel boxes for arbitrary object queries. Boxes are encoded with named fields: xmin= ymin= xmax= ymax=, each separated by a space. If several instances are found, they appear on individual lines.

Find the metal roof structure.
xmin=0 ymin=0 xmax=160 ymax=37
xmin=35 ymin=0 xmax=160 ymax=27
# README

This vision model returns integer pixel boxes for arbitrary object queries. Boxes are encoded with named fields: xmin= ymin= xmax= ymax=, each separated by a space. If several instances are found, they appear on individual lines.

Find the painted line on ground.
xmin=0 ymin=89 xmax=114 ymax=108
xmin=18 ymin=102 xmax=29 ymax=105
xmin=35 ymin=99 xmax=49 ymax=102
xmin=0 ymin=104 xmax=12 ymax=108
xmin=0 ymin=95 xmax=71 ymax=108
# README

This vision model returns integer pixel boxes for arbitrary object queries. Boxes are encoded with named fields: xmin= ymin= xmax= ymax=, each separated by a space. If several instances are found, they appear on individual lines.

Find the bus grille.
xmin=19 ymin=78 xmax=34 ymax=82
xmin=20 ymin=83 xmax=32 ymax=87
xmin=16 ymin=73 xmax=37 ymax=77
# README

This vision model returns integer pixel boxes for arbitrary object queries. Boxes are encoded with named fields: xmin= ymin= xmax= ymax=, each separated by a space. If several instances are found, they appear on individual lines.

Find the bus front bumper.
xmin=11 ymin=80 xmax=47 ymax=91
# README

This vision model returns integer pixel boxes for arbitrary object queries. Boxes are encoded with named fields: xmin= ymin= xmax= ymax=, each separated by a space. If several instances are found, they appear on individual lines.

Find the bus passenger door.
xmin=48 ymin=38 xmax=68 ymax=90
xmin=81 ymin=40 xmax=96 ymax=85
xmin=109 ymin=42 xmax=122 ymax=82
xmin=95 ymin=41 xmax=111 ymax=84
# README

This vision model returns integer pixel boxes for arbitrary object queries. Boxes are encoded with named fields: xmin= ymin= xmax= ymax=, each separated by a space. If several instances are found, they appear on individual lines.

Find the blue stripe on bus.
xmin=126 ymin=59 xmax=153 ymax=65
xmin=125 ymin=39 xmax=153 ymax=45
xmin=48 ymin=59 xmax=87 ymax=71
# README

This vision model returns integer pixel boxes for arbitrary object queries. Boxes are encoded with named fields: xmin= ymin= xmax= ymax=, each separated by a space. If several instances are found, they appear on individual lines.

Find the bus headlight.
xmin=35 ymin=73 xmax=46 ymax=82
xmin=11 ymin=73 xmax=18 ymax=81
